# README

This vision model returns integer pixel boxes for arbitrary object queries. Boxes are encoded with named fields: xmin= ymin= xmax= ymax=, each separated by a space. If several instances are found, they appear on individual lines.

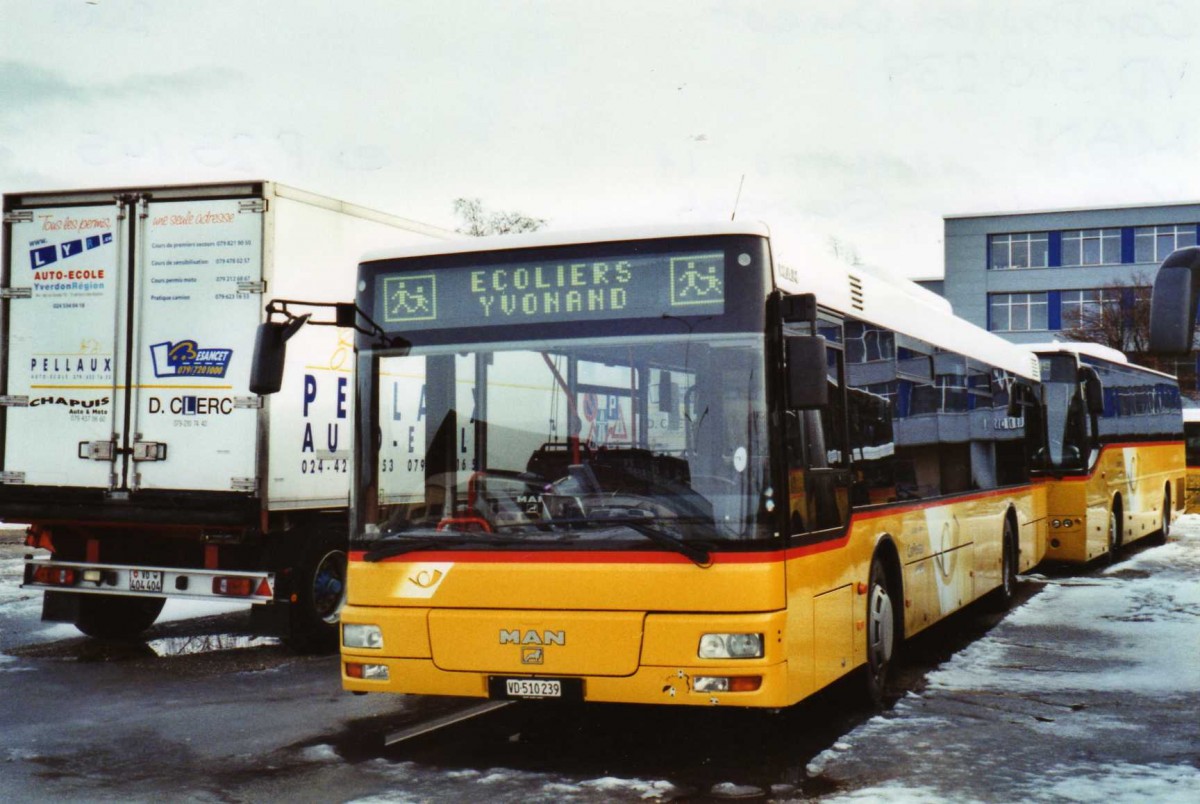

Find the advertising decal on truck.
xmin=3 ymin=182 xmax=452 ymax=649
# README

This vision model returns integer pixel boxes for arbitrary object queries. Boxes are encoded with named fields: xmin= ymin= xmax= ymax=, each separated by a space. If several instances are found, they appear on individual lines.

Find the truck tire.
xmin=75 ymin=594 xmax=166 ymax=640
xmin=285 ymin=530 xmax=347 ymax=653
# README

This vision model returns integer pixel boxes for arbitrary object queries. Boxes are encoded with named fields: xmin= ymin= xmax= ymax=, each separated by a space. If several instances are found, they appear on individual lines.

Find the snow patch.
xmin=146 ymin=634 xmax=279 ymax=657
xmin=709 ymin=781 xmax=763 ymax=797
xmin=927 ymin=529 xmax=1200 ymax=696
xmin=824 ymin=782 xmax=988 ymax=803
xmin=353 ymin=758 xmax=678 ymax=802
xmin=298 ymin=743 xmax=340 ymax=763
xmin=1036 ymin=761 xmax=1200 ymax=803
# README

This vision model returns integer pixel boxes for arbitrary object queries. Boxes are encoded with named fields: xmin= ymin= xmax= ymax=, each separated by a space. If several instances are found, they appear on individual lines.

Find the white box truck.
xmin=1 ymin=181 xmax=451 ymax=649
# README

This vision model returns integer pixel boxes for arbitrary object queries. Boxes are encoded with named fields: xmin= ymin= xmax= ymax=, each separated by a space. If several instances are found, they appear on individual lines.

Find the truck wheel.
xmin=285 ymin=531 xmax=347 ymax=653
xmin=75 ymin=595 xmax=166 ymax=640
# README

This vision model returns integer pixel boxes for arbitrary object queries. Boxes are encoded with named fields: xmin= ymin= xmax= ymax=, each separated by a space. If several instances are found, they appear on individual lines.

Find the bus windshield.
xmin=355 ymin=333 xmax=773 ymax=551
xmin=1038 ymin=354 xmax=1088 ymax=471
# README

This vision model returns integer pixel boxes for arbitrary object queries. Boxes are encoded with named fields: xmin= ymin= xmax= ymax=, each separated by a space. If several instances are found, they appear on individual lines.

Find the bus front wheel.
xmin=864 ymin=557 xmax=897 ymax=705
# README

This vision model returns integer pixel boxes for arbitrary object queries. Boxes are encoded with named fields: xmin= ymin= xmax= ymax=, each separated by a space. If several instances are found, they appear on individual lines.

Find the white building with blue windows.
xmin=933 ymin=202 xmax=1200 ymax=396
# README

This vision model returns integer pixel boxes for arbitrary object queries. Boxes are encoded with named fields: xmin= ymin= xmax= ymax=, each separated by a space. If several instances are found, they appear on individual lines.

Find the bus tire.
xmin=284 ymin=530 xmax=348 ymax=654
xmin=987 ymin=516 xmax=1018 ymax=612
xmin=863 ymin=556 xmax=899 ymax=706
xmin=1106 ymin=498 xmax=1123 ymax=563
xmin=75 ymin=594 xmax=166 ymax=640
xmin=1151 ymin=488 xmax=1171 ymax=546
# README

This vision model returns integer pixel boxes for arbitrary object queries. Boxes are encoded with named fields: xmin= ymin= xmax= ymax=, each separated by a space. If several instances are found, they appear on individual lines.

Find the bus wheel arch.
xmin=863 ymin=537 xmax=903 ymax=706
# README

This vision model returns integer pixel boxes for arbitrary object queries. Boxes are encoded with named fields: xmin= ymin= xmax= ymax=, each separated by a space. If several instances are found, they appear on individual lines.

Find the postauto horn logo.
xmin=149 ymin=340 xmax=233 ymax=379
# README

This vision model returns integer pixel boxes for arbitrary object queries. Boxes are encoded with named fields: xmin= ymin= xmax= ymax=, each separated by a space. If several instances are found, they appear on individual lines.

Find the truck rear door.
xmin=127 ymin=196 xmax=262 ymax=492
xmin=2 ymin=190 xmax=264 ymax=495
xmin=3 ymin=203 xmax=125 ymax=488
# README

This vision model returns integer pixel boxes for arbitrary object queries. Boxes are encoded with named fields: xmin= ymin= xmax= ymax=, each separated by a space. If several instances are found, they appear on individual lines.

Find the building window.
xmin=989 ymin=232 xmax=1049 ymax=270
xmin=1061 ymin=229 xmax=1121 ymax=266
xmin=1134 ymin=224 xmax=1197 ymax=263
xmin=1060 ymin=288 xmax=1122 ymax=331
xmin=989 ymin=292 xmax=1048 ymax=332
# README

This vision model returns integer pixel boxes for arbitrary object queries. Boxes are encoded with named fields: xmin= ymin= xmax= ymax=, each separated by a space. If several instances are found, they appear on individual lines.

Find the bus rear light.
xmin=212 ymin=577 xmax=254 ymax=597
xmin=345 ymin=662 xmax=389 ymax=681
xmin=694 ymin=676 xmax=762 ymax=693
xmin=31 ymin=566 xmax=78 ymax=587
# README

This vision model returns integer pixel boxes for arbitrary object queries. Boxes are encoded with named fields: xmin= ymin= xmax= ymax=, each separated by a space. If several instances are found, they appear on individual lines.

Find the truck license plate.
xmin=504 ymin=679 xmax=562 ymax=699
xmin=129 ymin=570 xmax=163 ymax=593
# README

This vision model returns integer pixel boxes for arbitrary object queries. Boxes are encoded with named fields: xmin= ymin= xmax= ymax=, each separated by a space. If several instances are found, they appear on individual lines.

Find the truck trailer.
xmin=2 ymin=181 xmax=451 ymax=649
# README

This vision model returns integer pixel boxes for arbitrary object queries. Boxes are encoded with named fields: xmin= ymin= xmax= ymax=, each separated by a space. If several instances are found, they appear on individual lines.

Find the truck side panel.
xmin=263 ymin=193 xmax=450 ymax=509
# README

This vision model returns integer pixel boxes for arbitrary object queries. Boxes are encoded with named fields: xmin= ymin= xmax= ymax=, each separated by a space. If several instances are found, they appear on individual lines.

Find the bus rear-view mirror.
xmin=1149 ymin=246 xmax=1200 ymax=354
xmin=250 ymin=314 xmax=310 ymax=395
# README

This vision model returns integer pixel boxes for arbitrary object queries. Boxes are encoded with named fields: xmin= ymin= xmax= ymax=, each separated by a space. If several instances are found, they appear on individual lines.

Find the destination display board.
xmin=373 ymin=251 xmax=726 ymax=331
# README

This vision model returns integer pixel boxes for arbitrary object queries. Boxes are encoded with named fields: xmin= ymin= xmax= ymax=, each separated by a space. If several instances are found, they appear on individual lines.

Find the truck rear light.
xmin=31 ymin=566 xmax=78 ymax=587
xmin=212 ymin=577 xmax=254 ymax=596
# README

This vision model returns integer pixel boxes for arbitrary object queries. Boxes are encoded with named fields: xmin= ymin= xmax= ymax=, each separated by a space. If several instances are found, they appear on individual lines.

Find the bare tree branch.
xmin=453 ymin=197 xmax=546 ymax=236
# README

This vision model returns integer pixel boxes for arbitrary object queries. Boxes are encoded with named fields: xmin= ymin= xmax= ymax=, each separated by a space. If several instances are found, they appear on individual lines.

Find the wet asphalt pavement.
xmin=2 ymin=523 xmax=1196 ymax=802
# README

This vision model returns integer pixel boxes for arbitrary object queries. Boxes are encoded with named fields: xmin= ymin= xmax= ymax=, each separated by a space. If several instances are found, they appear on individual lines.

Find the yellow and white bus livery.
xmin=1029 ymin=342 xmax=1184 ymax=563
xmin=252 ymin=222 xmax=1050 ymax=708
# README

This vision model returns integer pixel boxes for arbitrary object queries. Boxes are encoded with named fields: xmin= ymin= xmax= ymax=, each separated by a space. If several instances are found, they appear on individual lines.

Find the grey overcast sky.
xmin=2 ymin=0 xmax=1199 ymax=276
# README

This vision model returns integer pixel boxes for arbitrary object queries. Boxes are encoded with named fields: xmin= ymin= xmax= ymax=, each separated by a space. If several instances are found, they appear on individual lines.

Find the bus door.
xmin=785 ymin=333 xmax=851 ymax=535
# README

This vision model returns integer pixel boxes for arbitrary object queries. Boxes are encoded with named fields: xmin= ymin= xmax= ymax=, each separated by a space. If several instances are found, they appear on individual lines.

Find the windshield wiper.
xmin=363 ymin=534 xmax=516 ymax=562
xmin=533 ymin=514 xmax=712 ymax=567
xmin=621 ymin=518 xmax=712 ymax=567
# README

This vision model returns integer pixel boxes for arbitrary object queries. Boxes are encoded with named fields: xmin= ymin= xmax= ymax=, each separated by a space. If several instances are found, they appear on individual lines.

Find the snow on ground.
xmin=810 ymin=516 xmax=1200 ymax=803
xmin=349 ymin=760 xmax=681 ymax=804
xmin=927 ymin=540 xmax=1200 ymax=697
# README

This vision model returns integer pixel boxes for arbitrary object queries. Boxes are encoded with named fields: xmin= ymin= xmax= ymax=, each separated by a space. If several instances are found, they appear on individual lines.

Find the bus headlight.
xmin=343 ymin=623 xmax=384 ymax=649
xmin=698 ymin=633 xmax=763 ymax=659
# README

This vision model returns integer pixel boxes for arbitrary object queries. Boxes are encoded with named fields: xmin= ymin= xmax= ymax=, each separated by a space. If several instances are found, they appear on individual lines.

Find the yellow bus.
xmin=1030 ymin=342 xmax=1185 ymax=563
xmin=253 ymin=223 xmax=1048 ymax=708
xmin=1184 ymin=407 xmax=1200 ymax=513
